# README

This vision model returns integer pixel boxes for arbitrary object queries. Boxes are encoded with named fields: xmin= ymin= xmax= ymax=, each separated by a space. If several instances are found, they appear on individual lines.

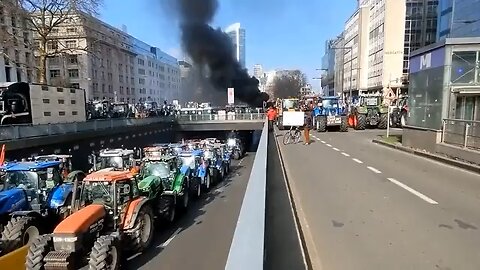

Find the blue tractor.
xmin=178 ymin=150 xmax=208 ymax=196
xmin=0 ymin=161 xmax=85 ymax=254
xmin=314 ymin=96 xmax=348 ymax=132
xmin=203 ymin=144 xmax=228 ymax=183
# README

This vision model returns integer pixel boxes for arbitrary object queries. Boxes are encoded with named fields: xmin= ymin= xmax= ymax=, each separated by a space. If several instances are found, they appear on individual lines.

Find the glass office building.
xmin=225 ymin=23 xmax=246 ymax=68
xmin=437 ymin=0 xmax=480 ymax=40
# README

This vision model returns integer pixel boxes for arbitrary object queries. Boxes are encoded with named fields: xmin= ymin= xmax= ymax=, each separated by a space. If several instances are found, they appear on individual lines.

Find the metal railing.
xmin=441 ymin=118 xmax=480 ymax=150
xmin=225 ymin=122 xmax=267 ymax=270
xmin=176 ymin=113 xmax=266 ymax=122
xmin=0 ymin=117 xmax=174 ymax=141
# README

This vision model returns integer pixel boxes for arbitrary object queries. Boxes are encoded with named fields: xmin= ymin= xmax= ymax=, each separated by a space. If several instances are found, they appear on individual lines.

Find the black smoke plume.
xmin=172 ymin=0 xmax=269 ymax=107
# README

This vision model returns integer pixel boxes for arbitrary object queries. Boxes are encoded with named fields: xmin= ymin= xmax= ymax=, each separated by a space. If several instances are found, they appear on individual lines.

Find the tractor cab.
xmin=143 ymin=145 xmax=173 ymax=161
xmin=168 ymin=143 xmax=188 ymax=156
xmin=140 ymin=155 xmax=178 ymax=193
xmin=34 ymin=154 xmax=73 ymax=178
xmin=110 ymin=102 xmax=130 ymax=118
xmin=89 ymin=148 xmax=139 ymax=173
xmin=348 ymin=93 xmax=389 ymax=130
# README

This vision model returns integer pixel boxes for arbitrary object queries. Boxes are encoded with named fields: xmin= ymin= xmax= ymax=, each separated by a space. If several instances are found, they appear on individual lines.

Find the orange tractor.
xmin=25 ymin=170 xmax=155 ymax=270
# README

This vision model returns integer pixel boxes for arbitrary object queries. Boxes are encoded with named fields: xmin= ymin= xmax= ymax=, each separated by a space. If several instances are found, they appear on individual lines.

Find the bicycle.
xmin=282 ymin=126 xmax=302 ymax=145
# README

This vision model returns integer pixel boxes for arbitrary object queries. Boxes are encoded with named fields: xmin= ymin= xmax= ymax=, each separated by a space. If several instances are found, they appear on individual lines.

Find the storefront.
xmin=404 ymin=37 xmax=480 ymax=162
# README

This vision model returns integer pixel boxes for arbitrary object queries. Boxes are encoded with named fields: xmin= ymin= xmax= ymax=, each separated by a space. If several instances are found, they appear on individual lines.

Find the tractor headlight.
xmin=227 ymin=139 xmax=236 ymax=147
xmin=53 ymin=236 xmax=78 ymax=252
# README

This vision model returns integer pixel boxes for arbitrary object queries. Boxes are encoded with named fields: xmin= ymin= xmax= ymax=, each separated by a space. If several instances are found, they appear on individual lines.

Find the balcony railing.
xmin=441 ymin=118 xmax=480 ymax=150
xmin=176 ymin=113 xmax=266 ymax=122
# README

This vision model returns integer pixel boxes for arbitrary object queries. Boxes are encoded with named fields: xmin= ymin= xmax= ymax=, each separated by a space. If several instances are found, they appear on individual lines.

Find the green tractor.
xmin=137 ymin=155 xmax=193 ymax=223
xmin=348 ymin=94 xmax=388 ymax=130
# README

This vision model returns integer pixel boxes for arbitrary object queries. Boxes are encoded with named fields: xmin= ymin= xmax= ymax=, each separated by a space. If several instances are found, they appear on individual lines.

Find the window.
xmin=72 ymin=111 xmax=78 ymax=116
xmin=138 ymin=59 xmax=144 ymax=65
xmin=59 ymin=111 xmax=66 ymax=116
xmin=138 ymin=68 xmax=146 ymax=75
xmin=71 ymin=100 xmax=77 ymax=105
xmin=68 ymin=69 xmax=79 ymax=78
xmin=44 ymin=112 xmax=51 ymax=116
xmin=47 ymin=41 xmax=58 ymax=50
xmin=139 ymin=78 xmax=145 ymax=85
xmin=58 ymin=99 xmax=65 ymax=104
xmin=65 ymin=40 xmax=77 ymax=48
xmin=119 ymin=75 xmax=123 ymax=83
xmin=57 ymin=88 xmax=64 ymax=92
xmin=42 ymin=99 xmax=50 ymax=104
xmin=68 ymin=55 xmax=78 ymax=64
xmin=66 ymin=27 xmax=77 ymax=33
xmin=50 ymin=69 xmax=60 ymax=78
xmin=70 ymin=83 xmax=79 ymax=89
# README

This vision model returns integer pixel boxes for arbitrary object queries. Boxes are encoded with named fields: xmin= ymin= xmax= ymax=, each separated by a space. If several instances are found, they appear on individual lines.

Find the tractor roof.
xmin=99 ymin=149 xmax=134 ymax=157
xmin=34 ymin=154 xmax=72 ymax=161
xmin=1 ymin=161 xmax=61 ymax=171
xmin=321 ymin=96 xmax=340 ymax=100
xmin=84 ymin=170 xmax=134 ymax=182
xmin=144 ymin=146 xmax=168 ymax=152
xmin=179 ymin=149 xmax=203 ymax=157
xmin=143 ymin=154 xmax=176 ymax=162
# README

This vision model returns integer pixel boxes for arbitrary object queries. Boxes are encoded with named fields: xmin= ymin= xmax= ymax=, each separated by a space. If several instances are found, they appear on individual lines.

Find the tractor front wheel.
xmin=378 ymin=113 xmax=388 ymax=129
xmin=355 ymin=114 xmax=367 ymax=130
xmin=317 ymin=117 xmax=326 ymax=132
xmin=340 ymin=116 xmax=348 ymax=132
xmin=88 ymin=235 xmax=121 ymax=270
xmin=2 ymin=216 xmax=41 ymax=254
xmin=25 ymin=234 xmax=52 ymax=270
xmin=131 ymin=206 xmax=154 ymax=252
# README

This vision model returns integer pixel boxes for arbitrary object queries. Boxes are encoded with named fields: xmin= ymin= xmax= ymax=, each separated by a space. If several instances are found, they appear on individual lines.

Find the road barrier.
xmin=0 ymin=245 xmax=28 ymax=269
xmin=225 ymin=121 xmax=267 ymax=270
xmin=176 ymin=112 xmax=265 ymax=122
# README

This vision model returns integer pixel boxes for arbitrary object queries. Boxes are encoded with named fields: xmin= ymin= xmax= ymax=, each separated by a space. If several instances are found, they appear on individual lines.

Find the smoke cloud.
xmin=171 ymin=0 xmax=269 ymax=107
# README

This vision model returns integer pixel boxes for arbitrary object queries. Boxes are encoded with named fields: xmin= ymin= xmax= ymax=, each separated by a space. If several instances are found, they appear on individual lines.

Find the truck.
xmin=276 ymin=98 xmax=301 ymax=130
xmin=0 ymin=82 xmax=86 ymax=125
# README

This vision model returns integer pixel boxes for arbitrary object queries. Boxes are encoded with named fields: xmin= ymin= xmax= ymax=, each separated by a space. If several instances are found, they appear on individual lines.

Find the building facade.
xmin=321 ymin=36 xmax=345 ymax=96
xmin=0 ymin=2 xmax=36 ymax=83
xmin=437 ymin=0 xmax=480 ymax=40
xmin=41 ymin=12 xmax=179 ymax=103
xmin=403 ymin=0 xmax=439 ymax=76
xmin=253 ymin=64 xmax=263 ymax=78
xmin=225 ymin=23 xmax=246 ymax=68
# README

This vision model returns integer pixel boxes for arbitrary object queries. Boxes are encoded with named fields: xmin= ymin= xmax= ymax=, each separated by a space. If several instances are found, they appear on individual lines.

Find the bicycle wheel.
xmin=282 ymin=132 xmax=291 ymax=145
xmin=293 ymin=130 xmax=302 ymax=144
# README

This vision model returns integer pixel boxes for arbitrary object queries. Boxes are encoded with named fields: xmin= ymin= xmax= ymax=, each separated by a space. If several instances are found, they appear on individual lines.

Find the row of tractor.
xmin=0 ymin=137 xmax=246 ymax=270
xmin=275 ymin=94 xmax=408 ymax=132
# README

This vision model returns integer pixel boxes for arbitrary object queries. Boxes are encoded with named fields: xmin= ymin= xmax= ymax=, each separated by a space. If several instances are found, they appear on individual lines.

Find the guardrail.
xmin=441 ymin=118 xmax=480 ymax=150
xmin=0 ymin=245 xmax=28 ymax=269
xmin=225 ymin=121 xmax=267 ymax=270
xmin=0 ymin=117 xmax=174 ymax=141
xmin=176 ymin=113 xmax=265 ymax=122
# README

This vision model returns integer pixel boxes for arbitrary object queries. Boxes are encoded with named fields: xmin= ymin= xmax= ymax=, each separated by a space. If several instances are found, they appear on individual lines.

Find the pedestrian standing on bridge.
xmin=303 ymin=107 xmax=312 ymax=145
xmin=267 ymin=106 xmax=277 ymax=132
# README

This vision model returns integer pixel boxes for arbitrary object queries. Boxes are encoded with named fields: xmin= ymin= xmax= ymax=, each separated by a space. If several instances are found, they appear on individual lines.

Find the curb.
xmin=274 ymin=130 xmax=320 ymax=270
xmin=372 ymin=139 xmax=480 ymax=174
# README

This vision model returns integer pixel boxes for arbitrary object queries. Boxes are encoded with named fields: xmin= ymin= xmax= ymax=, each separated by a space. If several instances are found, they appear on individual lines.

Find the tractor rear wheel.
xmin=131 ymin=206 xmax=154 ymax=252
xmin=180 ymin=180 xmax=190 ymax=211
xmin=158 ymin=196 xmax=176 ymax=223
xmin=355 ymin=114 xmax=367 ymax=130
xmin=88 ymin=235 xmax=121 ymax=270
xmin=378 ymin=113 xmax=388 ymax=129
xmin=2 ymin=216 xmax=41 ymax=254
xmin=317 ymin=117 xmax=327 ymax=132
xmin=340 ymin=116 xmax=348 ymax=132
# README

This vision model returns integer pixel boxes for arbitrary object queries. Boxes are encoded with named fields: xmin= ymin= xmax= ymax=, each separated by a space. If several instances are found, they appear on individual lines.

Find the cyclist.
xmin=266 ymin=106 xmax=277 ymax=132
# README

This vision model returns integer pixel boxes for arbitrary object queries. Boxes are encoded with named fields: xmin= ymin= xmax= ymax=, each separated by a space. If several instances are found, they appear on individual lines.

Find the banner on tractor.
xmin=283 ymin=111 xmax=305 ymax=126
xmin=228 ymin=88 xmax=235 ymax=104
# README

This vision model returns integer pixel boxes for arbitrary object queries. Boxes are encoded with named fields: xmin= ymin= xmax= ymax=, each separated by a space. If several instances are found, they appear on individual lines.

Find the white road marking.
xmin=352 ymin=158 xmax=363 ymax=164
xmin=367 ymin=166 xmax=382 ymax=174
xmin=387 ymin=178 xmax=438 ymax=204
xmin=320 ymin=140 xmax=326 ymax=143
xmin=160 ymin=228 xmax=182 ymax=247
xmin=341 ymin=152 xmax=350 ymax=157
xmin=326 ymin=144 xmax=332 ymax=147
xmin=333 ymin=147 xmax=340 ymax=151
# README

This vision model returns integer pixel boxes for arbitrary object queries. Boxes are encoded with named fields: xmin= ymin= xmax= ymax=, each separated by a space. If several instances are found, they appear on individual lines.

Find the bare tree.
xmin=11 ymin=0 xmax=103 ymax=84
xmin=271 ymin=70 xmax=307 ymax=98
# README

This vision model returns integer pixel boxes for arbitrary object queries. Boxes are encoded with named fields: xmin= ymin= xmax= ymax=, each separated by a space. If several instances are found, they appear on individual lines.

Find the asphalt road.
xmin=127 ymin=153 xmax=255 ymax=270
xmin=277 ymin=128 xmax=480 ymax=270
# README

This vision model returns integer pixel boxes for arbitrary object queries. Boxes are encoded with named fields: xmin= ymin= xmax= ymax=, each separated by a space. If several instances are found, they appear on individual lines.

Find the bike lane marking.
xmin=387 ymin=178 xmax=438 ymax=205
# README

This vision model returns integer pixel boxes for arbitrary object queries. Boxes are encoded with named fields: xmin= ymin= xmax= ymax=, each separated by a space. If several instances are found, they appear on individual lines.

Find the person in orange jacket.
xmin=266 ymin=106 xmax=277 ymax=131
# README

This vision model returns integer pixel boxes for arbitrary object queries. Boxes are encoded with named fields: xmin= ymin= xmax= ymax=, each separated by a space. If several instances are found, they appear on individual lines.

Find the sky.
xmin=100 ymin=0 xmax=357 ymax=89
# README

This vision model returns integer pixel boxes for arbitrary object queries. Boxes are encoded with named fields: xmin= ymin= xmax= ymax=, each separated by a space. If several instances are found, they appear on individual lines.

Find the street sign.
xmin=227 ymin=88 xmax=234 ymax=104
xmin=386 ymin=88 xmax=396 ymax=99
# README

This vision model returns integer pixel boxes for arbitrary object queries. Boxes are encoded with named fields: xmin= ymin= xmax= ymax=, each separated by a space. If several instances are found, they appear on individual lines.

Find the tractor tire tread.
xmin=356 ymin=114 xmax=367 ymax=130
xmin=88 ymin=235 xmax=119 ymax=270
xmin=130 ymin=206 xmax=154 ymax=253
xmin=318 ymin=117 xmax=327 ymax=132
xmin=2 ymin=216 xmax=35 ymax=253
xmin=378 ymin=113 xmax=388 ymax=129
xmin=25 ymin=234 xmax=52 ymax=270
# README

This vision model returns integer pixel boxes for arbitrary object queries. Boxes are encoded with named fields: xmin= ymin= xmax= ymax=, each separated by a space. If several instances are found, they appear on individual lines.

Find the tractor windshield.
xmin=3 ymin=171 xmax=38 ymax=190
xmin=143 ymin=163 xmax=170 ymax=179
xmin=322 ymin=99 xmax=339 ymax=108
xmin=79 ymin=181 xmax=115 ymax=207
xmin=282 ymin=99 xmax=299 ymax=110
xmin=180 ymin=156 xmax=196 ymax=169
xmin=98 ymin=156 xmax=128 ymax=170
